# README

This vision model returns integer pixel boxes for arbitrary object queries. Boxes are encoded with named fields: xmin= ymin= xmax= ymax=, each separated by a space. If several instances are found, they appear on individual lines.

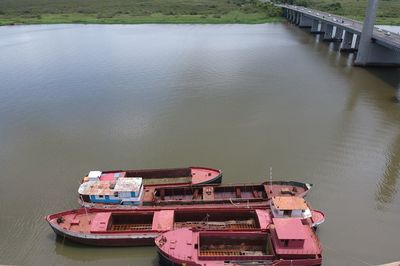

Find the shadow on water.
xmin=53 ymin=235 xmax=159 ymax=265
xmin=288 ymin=22 xmax=400 ymax=210
xmin=340 ymin=67 xmax=400 ymax=210
xmin=341 ymin=67 xmax=400 ymax=211
xmin=365 ymin=68 xmax=400 ymax=103
xmin=291 ymin=22 xmax=400 ymax=95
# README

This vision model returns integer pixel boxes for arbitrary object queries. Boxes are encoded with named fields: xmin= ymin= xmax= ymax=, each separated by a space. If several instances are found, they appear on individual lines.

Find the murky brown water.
xmin=0 ymin=23 xmax=399 ymax=266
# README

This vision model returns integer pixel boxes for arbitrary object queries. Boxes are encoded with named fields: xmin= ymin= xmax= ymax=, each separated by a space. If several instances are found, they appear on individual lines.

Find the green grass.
xmin=0 ymin=12 xmax=284 ymax=26
xmin=277 ymin=0 xmax=400 ymax=25
xmin=0 ymin=0 xmax=399 ymax=25
xmin=0 ymin=0 xmax=283 ymax=25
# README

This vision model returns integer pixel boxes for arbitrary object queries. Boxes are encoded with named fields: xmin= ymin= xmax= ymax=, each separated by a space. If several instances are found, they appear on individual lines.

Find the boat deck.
xmin=199 ymin=233 xmax=272 ymax=257
xmin=143 ymin=184 xmax=269 ymax=206
xmin=48 ymin=208 xmax=271 ymax=237
xmin=88 ymin=167 xmax=221 ymax=187
xmin=142 ymin=177 xmax=191 ymax=186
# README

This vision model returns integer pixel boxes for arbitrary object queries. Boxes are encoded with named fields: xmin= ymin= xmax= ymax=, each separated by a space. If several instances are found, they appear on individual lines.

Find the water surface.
xmin=0 ymin=23 xmax=399 ymax=266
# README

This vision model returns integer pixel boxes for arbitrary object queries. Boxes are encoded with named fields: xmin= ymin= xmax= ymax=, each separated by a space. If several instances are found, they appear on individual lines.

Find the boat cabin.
xmin=78 ymin=177 xmax=143 ymax=205
xmin=272 ymin=218 xmax=306 ymax=249
xmin=270 ymin=196 xmax=312 ymax=219
xmin=270 ymin=218 xmax=322 ymax=258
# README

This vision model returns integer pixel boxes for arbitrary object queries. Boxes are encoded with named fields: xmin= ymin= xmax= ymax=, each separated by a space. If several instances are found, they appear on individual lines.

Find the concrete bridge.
xmin=276 ymin=1 xmax=400 ymax=67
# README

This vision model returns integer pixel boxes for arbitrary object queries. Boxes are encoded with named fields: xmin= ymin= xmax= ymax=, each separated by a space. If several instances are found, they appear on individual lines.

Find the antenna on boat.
xmin=269 ymin=167 xmax=273 ymax=193
xmin=80 ymin=195 xmax=90 ymax=222
xmin=201 ymin=214 xmax=210 ymax=229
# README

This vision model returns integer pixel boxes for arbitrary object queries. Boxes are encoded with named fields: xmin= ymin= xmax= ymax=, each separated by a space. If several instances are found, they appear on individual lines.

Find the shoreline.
xmin=0 ymin=13 xmax=285 ymax=26
xmin=1 ymin=16 xmax=399 ymax=27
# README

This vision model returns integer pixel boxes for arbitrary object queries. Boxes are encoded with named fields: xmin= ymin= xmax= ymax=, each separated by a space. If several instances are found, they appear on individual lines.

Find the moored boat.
xmin=155 ymin=219 xmax=322 ymax=266
xmin=78 ymin=180 xmax=313 ymax=209
xmin=46 ymin=205 xmax=324 ymax=247
xmin=46 ymin=208 xmax=272 ymax=246
xmin=81 ymin=166 xmax=222 ymax=188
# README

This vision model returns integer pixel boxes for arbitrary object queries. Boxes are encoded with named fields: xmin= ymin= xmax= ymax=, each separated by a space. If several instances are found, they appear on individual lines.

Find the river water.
xmin=0 ymin=23 xmax=399 ymax=266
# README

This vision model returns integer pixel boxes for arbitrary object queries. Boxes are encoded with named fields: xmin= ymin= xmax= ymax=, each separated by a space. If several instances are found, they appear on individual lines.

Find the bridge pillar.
xmin=296 ymin=12 xmax=301 ymax=25
xmin=333 ymin=27 xmax=344 ymax=42
xmin=310 ymin=20 xmax=320 ymax=33
xmin=323 ymin=24 xmax=335 ymax=41
xmin=299 ymin=14 xmax=313 ymax=28
xmin=354 ymin=34 xmax=361 ymax=49
xmin=355 ymin=0 xmax=400 ymax=66
xmin=290 ymin=10 xmax=295 ymax=23
xmin=320 ymin=22 xmax=327 ymax=33
xmin=340 ymin=31 xmax=356 ymax=52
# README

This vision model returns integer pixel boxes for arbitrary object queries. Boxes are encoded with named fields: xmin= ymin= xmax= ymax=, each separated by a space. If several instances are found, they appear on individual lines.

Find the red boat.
xmin=81 ymin=166 xmax=222 ymax=187
xmin=46 ymin=204 xmax=324 ymax=247
xmin=79 ymin=181 xmax=313 ymax=209
xmin=46 ymin=208 xmax=272 ymax=246
xmin=155 ymin=218 xmax=323 ymax=266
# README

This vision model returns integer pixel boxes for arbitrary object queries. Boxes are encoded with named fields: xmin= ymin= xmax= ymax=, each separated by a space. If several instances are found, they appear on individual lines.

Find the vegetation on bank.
xmin=0 ymin=0 xmax=282 ymax=25
xmin=0 ymin=0 xmax=399 ymax=25
xmin=275 ymin=0 xmax=400 ymax=25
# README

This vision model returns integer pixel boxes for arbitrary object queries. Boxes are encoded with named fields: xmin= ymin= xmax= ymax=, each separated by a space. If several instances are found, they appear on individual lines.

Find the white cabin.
xmin=270 ymin=196 xmax=312 ymax=219
xmin=78 ymin=175 xmax=143 ymax=205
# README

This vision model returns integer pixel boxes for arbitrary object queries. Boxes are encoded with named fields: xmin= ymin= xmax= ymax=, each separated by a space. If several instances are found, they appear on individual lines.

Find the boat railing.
xmin=277 ymin=248 xmax=321 ymax=255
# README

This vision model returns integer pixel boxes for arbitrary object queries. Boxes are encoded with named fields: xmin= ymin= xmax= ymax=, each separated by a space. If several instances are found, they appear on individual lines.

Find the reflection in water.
xmin=375 ymin=132 xmax=400 ymax=209
xmin=337 ymin=67 xmax=400 ymax=210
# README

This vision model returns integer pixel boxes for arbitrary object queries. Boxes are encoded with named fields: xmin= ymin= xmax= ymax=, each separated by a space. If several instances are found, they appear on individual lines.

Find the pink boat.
xmin=155 ymin=218 xmax=323 ymax=266
xmin=46 ymin=208 xmax=272 ymax=246
xmin=79 ymin=181 xmax=313 ymax=209
xmin=46 ymin=203 xmax=324 ymax=247
xmin=80 ymin=166 xmax=223 ymax=187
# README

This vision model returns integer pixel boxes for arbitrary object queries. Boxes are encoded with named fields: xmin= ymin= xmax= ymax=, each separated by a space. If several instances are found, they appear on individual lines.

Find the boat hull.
xmin=157 ymin=251 xmax=322 ymax=266
xmin=311 ymin=210 xmax=325 ymax=228
xmin=50 ymin=225 xmax=157 ymax=247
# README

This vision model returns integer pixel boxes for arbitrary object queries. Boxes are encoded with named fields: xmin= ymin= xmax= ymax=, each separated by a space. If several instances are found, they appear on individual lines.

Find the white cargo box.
xmin=88 ymin=171 xmax=102 ymax=181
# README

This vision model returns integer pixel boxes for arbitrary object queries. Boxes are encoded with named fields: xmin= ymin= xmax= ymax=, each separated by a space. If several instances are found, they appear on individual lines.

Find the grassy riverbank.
xmin=285 ymin=0 xmax=400 ymax=25
xmin=0 ymin=0 xmax=282 ymax=25
xmin=1 ymin=0 xmax=399 ymax=26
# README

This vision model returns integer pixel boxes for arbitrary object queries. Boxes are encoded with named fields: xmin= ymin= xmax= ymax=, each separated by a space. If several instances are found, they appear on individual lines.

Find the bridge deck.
xmin=277 ymin=4 xmax=400 ymax=52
